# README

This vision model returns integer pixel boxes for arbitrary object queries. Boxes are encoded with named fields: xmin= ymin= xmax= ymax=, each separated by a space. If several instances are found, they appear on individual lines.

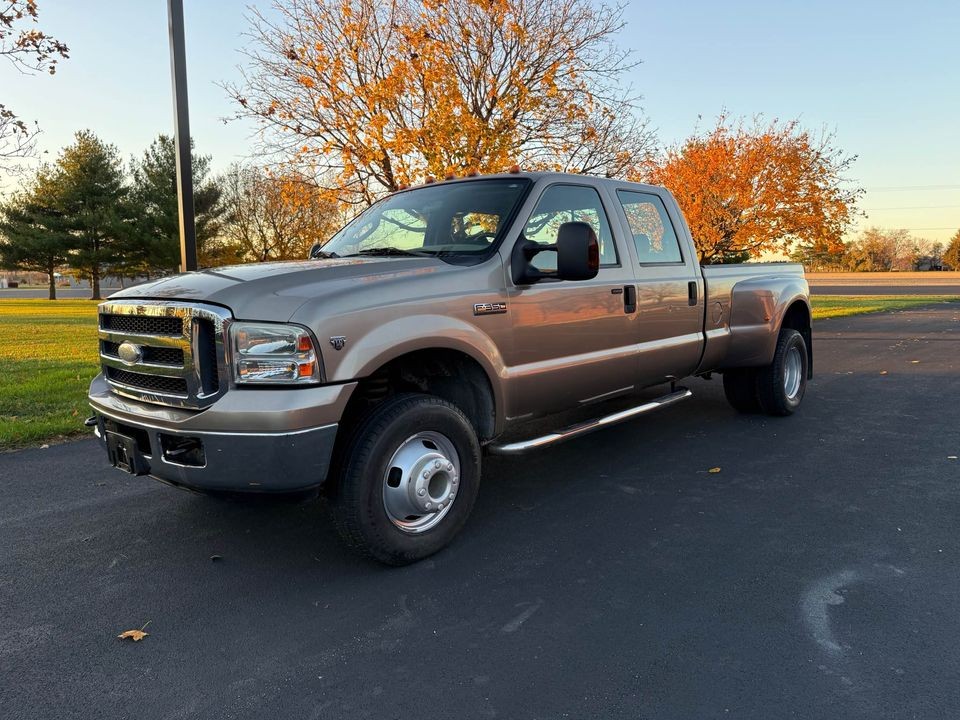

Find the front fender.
xmin=325 ymin=313 xmax=508 ymax=428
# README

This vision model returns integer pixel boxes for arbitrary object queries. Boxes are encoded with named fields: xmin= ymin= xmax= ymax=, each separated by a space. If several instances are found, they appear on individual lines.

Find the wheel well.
xmin=781 ymin=300 xmax=813 ymax=377
xmin=343 ymin=349 xmax=497 ymax=442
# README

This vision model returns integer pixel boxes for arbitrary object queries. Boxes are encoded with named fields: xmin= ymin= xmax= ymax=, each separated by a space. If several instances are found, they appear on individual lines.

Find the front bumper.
xmin=88 ymin=374 xmax=356 ymax=492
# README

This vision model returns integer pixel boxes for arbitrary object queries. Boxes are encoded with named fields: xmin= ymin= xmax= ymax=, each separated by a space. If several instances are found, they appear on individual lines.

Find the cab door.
xmin=501 ymin=182 xmax=640 ymax=420
xmin=611 ymin=187 xmax=704 ymax=386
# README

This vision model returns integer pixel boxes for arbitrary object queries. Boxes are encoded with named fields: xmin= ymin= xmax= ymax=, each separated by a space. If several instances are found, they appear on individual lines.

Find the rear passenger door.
xmin=613 ymin=188 xmax=704 ymax=386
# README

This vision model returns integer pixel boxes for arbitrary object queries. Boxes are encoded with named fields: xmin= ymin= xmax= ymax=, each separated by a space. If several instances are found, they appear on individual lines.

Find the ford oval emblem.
xmin=117 ymin=341 xmax=143 ymax=365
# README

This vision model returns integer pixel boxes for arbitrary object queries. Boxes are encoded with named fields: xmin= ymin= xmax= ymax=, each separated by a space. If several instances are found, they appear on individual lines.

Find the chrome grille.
xmin=98 ymin=301 xmax=232 ymax=409
xmin=100 ymin=340 xmax=184 ymax=367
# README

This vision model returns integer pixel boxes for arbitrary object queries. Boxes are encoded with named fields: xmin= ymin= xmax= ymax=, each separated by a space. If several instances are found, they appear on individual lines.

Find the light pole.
xmin=167 ymin=0 xmax=197 ymax=272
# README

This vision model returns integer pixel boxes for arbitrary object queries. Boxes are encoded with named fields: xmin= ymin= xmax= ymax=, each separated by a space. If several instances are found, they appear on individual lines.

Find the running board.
xmin=487 ymin=388 xmax=692 ymax=456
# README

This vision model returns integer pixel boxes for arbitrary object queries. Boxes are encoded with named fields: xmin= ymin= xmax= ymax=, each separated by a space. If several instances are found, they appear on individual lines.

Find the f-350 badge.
xmin=473 ymin=302 xmax=507 ymax=316
xmin=329 ymin=336 xmax=347 ymax=351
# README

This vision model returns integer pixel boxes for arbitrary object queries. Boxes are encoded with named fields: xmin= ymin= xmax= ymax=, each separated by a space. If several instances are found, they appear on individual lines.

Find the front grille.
xmin=106 ymin=367 xmax=189 ymax=396
xmin=100 ymin=340 xmax=184 ymax=367
xmin=98 ymin=301 xmax=231 ymax=409
xmin=100 ymin=314 xmax=183 ymax=336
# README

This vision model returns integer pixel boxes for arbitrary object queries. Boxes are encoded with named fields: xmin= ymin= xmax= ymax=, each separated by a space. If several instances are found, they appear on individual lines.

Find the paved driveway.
xmin=2 ymin=304 xmax=959 ymax=719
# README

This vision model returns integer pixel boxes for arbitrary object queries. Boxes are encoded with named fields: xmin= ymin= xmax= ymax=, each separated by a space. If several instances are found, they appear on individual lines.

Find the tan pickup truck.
xmin=88 ymin=172 xmax=811 ymax=564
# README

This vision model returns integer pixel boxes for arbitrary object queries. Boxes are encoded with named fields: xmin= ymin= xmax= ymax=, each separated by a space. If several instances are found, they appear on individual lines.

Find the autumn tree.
xmin=228 ymin=0 xmax=653 ymax=206
xmin=128 ymin=134 xmax=225 ymax=273
xmin=643 ymin=115 xmax=861 ymax=264
xmin=1 ymin=1 xmax=69 ymax=169
xmin=944 ymin=230 xmax=960 ymax=271
xmin=221 ymin=163 xmax=340 ymax=262
xmin=0 ymin=166 xmax=71 ymax=299
xmin=840 ymin=227 xmax=901 ymax=271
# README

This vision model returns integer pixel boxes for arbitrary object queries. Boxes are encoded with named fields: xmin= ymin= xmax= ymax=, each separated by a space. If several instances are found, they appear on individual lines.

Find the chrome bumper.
xmin=88 ymin=374 xmax=352 ymax=492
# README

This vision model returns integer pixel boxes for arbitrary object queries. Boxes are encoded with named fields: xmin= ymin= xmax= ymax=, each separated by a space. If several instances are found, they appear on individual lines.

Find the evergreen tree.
xmin=129 ymin=135 xmax=224 ymax=272
xmin=54 ymin=130 xmax=132 ymax=299
xmin=0 ymin=168 xmax=73 ymax=300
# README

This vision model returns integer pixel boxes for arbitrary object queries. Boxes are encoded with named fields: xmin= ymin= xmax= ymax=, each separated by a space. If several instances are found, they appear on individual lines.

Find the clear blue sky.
xmin=3 ymin=0 xmax=958 ymax=243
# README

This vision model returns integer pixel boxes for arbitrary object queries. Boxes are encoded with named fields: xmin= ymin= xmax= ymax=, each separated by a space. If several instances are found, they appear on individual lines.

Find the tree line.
xmin=3 ymin=0 xmax=957 ymax=291
xmin=0 ymin=131 xmax=341 ymax=299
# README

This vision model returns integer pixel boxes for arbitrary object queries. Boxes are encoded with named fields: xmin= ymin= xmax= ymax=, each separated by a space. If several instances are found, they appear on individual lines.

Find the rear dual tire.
xmin=723 ymin=328 xmax=808 ymax=416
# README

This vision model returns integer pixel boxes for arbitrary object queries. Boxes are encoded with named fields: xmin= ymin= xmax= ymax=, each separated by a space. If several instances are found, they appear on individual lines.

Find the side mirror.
xmin=308 ymin=243 xmax=323 ymax=259
xmin=555 ymin=222 xmax=600 ymax=281
xmin=511 ymin=221 xmax=600 ymax=284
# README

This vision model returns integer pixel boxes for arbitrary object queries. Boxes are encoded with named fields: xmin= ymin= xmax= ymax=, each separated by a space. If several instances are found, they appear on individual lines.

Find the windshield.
xmin=319 ymin=179 xmax=531 ymax=261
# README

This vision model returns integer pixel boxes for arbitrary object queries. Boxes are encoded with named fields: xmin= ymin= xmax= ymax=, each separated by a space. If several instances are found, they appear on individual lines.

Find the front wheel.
xmin=756 ymin=328 xmax=809 ymax=416
xmin=330 ymin=393 xmax=481 ymax=565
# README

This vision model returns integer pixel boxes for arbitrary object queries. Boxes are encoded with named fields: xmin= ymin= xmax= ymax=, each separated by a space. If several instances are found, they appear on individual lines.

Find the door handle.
xmin=688 ymin=281 xmax=698 ymax=306
xmin=623 ymin=285 xmax=637 ymax=314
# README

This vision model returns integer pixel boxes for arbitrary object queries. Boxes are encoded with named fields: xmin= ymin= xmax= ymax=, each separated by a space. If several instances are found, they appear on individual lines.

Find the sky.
xmin=3 ymin=0 xmax=959 ymax=243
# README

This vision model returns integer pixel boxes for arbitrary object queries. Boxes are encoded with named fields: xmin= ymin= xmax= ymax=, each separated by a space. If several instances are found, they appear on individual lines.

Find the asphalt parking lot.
xmin=2 ymin=303 xmax=959 ymax=720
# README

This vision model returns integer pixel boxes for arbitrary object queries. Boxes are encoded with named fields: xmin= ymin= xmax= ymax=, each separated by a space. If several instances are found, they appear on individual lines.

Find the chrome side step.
xmin=487 ymin=388 xmax=692 ymax=456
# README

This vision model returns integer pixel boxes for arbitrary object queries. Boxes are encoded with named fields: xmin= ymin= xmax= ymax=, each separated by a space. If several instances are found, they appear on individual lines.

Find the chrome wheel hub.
xmin=382 ymin=431 xmax=460 ymax=534
xmin=784 ymin=346 xmax=803 ymax=400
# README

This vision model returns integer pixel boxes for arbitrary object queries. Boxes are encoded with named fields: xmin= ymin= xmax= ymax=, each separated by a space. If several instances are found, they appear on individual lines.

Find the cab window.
xmin=616 ymin=191 xmax=684 ymax=264
xmin=523 ymin=185 xmax=617 ymax=272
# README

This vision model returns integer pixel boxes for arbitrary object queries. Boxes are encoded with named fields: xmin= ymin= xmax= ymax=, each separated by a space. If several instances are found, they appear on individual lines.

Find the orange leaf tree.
xmin=0 ymin=0 xmax=70 ymax=168
xmin=227 ymin=0 xmax=653 ymax=206
xmin=221 ymin=163 xmax=342 ymax=262
xmin=642 ymin=115 xmax=862 ymax=264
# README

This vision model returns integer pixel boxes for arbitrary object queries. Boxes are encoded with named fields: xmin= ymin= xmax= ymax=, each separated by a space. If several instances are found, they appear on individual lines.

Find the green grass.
xmin=810 ymin=295 xmax=960 ymax=320
xmin=0 ymin=299 xmax=100 ymax=450
xmin=1 ymin=293 xmax=958 ymax=450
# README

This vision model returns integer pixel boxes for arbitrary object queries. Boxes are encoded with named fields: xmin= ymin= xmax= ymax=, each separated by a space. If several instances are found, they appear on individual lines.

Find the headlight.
xmin=230 ymin=322 xmax=322 ymax=385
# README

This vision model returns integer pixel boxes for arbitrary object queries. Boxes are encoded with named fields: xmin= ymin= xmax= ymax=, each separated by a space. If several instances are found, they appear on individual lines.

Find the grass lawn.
xmin=810 ymin=295 xmax=960 ymax=320
xmin=0 ymin=294 xmax=958 ymax=450
xmin=0 ymin=299 xmax=100 ymax=450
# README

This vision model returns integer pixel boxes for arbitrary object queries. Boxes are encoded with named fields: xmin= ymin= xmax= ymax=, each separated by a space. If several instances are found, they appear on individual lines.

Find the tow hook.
xmin=83 ymin=415 xmax=98 ymax=428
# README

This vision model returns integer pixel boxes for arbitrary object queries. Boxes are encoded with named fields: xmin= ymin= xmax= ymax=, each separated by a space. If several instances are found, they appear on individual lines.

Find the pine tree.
xmin=129 ymin=135 xmax=224 ymax=272
xmin=54 ymin=130 xmax=132 ymax=299
xmin=0 ymin=168 xmax=73 ymax=300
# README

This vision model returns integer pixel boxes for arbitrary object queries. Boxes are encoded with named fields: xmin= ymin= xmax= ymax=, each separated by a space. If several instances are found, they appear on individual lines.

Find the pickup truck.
xmin=88 ymin=171 xmax=812 ymax=565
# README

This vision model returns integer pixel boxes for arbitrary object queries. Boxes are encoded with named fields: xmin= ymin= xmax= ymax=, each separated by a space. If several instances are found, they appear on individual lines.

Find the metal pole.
xmin=167 ymin=0 xmax=197 ymax=272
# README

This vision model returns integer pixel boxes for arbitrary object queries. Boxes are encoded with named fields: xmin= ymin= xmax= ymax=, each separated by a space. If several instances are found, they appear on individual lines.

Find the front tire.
xmin=756 ymin=328 xmax=808 ymax=416
xmin=330 ymin=393 xmax=481 ymax=565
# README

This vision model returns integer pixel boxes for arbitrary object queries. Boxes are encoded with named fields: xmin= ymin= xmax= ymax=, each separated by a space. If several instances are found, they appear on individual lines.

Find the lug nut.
xmin=425 ymin=502 xmax=432 ymax=509
xmin=423 ymin=470 xmax=429 ymax=478
xmin=434 ymin=460 xmax=442 ymax=469
xmin=446 ymin=463 xmax=453 ymax=471
xmin=418 ymin=488 xmax=426 ymax=496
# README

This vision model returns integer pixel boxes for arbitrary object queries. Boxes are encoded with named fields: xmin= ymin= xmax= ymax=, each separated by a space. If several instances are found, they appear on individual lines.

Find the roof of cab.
xmin=397 ymin=171 xmax=665 ymax=195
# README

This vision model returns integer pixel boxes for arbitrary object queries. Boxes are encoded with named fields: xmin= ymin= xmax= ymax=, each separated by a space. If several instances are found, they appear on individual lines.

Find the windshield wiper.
xmin=346 ymin=247 xmax=429 ymax=258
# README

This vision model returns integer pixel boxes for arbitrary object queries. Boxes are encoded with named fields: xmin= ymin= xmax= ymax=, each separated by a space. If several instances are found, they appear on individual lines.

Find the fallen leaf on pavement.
xmin=118 ymin=620 xmax=151 ymax=642
xmin=708 ymin=467 xmax=722 ymax=474
xmin=880 ymin=370 xmax=888 ymax=375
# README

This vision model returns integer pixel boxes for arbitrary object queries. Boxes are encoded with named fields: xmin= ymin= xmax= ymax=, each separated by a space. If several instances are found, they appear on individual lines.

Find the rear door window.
xmin=616 ymin=191 xmax=684 ymax=264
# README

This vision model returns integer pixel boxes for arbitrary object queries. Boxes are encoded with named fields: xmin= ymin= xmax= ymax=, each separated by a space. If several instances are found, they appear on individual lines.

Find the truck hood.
xmin=108 ymin=257 xmax=448 ymax=320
